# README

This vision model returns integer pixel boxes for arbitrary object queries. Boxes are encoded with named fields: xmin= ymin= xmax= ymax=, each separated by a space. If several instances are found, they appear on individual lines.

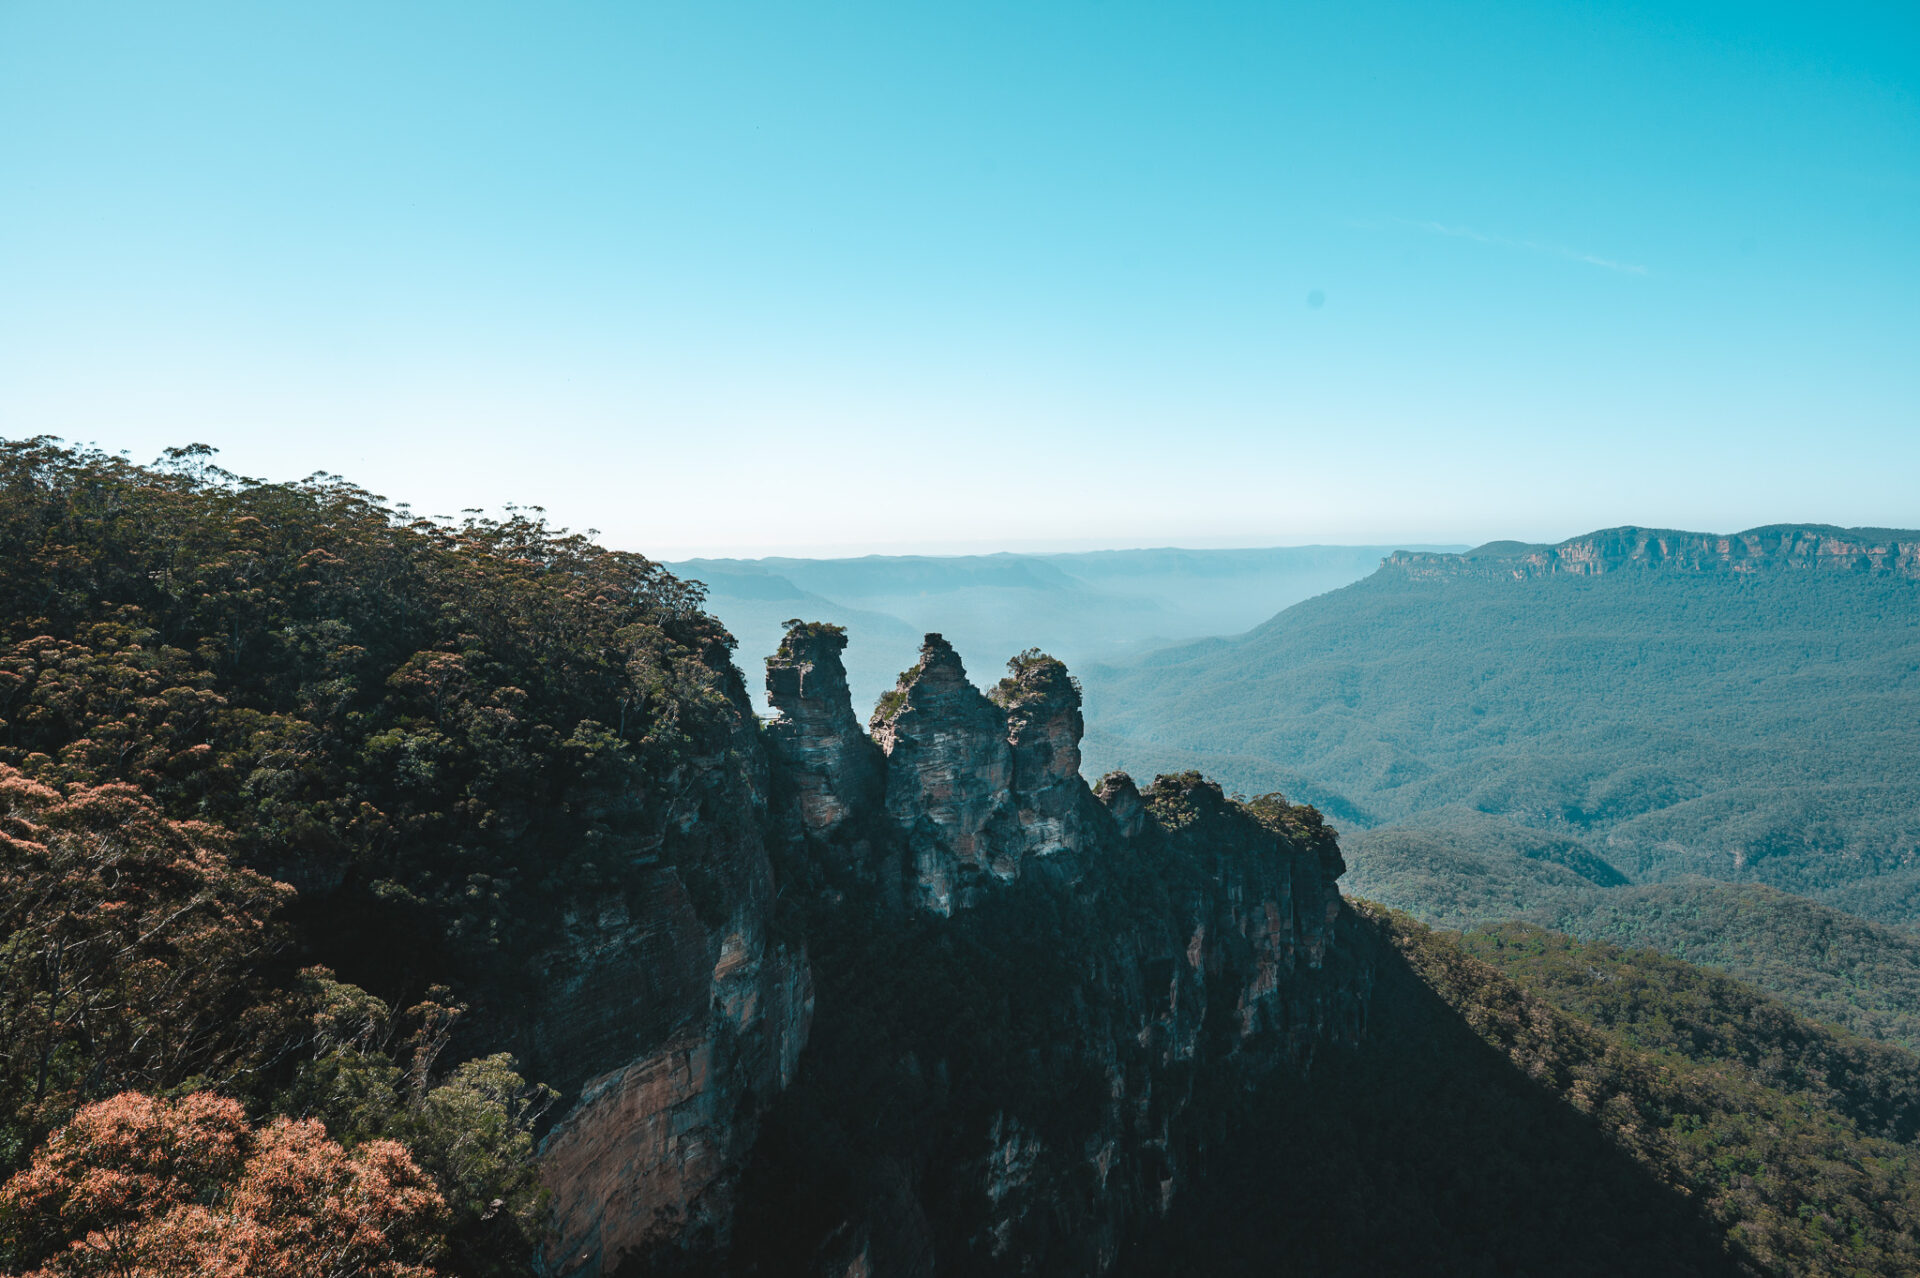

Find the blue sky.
xmin=1 ymin=2 xmax=1915 ymax=555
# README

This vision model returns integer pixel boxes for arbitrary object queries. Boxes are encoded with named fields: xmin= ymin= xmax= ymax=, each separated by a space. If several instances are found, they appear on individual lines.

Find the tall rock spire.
xmin=764 ymin=620 xmax=883 ymax=836
xmin=869 ymin=633 xmax=1016 ymax=914
xmin=993 ymin=648 xmax=1091 ymax=862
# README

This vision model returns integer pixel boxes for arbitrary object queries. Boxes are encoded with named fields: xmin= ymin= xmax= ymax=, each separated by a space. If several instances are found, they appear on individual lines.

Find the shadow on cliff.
xmin=1117 ymin=916 xmax=1745 ymax=1278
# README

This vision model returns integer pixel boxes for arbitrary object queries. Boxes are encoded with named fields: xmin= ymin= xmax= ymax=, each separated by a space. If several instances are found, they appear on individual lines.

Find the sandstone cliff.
xmin=537 ymin=622 xmax=1370 ymax=1277
xmin=766 ymin=622 xmax=885 ymax=838
xmin=533 ymin=656 xmax=812 ymax=1276
xmin=1386 ymin=523 xmax=1920 ymax=581
xmin=731 ymin=624 xmax=1369 ymax=1276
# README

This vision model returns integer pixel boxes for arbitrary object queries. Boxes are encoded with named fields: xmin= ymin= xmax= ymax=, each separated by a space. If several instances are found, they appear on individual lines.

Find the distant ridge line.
xmin=1386 ymin=524 xmax=1920 ymax=581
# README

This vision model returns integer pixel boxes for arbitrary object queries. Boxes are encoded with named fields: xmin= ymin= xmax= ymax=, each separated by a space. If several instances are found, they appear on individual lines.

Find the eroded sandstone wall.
xmin=738 ymin=625 xmax=1371 ymax=1276
xmin=1388 ymin=524 xmax=1920 ymax=580
xmin=533 ymin=661 xmax=812 ymax=1277
xmin=535 ymin=622 xmax=1370 ymax=1277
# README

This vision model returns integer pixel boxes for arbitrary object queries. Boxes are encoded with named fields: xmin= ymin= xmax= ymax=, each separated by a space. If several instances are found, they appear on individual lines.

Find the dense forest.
xmin=8 ymin=439 xmax=1920 ymax=1276
xmin=0 ymin=437 xmax=749 ymax=1275
xmin=1340 ymin=811 xmax=1920 ymax=1052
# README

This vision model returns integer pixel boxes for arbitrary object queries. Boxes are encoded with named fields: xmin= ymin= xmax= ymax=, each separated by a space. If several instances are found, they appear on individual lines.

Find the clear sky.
xmin=2 ymin=2 xmax=1915 ymax=556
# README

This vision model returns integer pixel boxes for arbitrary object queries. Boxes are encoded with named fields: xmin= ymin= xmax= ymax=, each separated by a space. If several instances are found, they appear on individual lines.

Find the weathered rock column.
xmin=764 ymin=620 xmax=884 ymax=837
xmin=868 ymin=633 xmax=1015 ymax=915
xmin=993 ymin=649 xmax=1092 ymax=866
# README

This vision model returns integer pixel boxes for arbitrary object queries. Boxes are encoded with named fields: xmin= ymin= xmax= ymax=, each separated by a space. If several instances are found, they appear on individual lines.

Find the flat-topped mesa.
xmin=992 ymin=649 xmax=1092 ymax=861
xmin=763 ymin=621 xmax=884 ymax=835
xmin=1387 ymin=524 xmax=1920 ymax=582
xmin=868 ymin=633 xmax=1017 ymax=915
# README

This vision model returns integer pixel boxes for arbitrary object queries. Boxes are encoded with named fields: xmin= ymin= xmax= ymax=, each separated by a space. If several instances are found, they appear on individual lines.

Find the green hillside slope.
xmin=1083 ymin=528 xmax=1920 ymax=922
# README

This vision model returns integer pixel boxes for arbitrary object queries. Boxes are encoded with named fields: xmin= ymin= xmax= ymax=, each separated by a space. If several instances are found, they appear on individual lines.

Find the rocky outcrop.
xmin=1387 ymin=524 xmax=1920 ymax=581
xmin=534 ymin=626 xmax=1370 ymax=1278
xmin=941 ymin=772 xmax=1368 ymax=1273
xmin=994 ymin=651 xmax=1093 ymax=866
xmin=868 ymin=634 xmax=1019 ymax=915
xmin=766 ymin=621 xmax=885 ymax=837
xmin=1094 ymin=771 xmax=1147 ymax=839
xmin=533 ymin=665 xmax=812 ymax=1277
xmin=729 ymin=634 xmax=1369 ymax=1276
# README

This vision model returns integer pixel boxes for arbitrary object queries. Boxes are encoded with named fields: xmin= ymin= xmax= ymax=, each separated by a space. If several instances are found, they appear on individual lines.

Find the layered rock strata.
xmin=732 ymin=630 xmax=1370 ymax=1276
xmin=868 ymin=634 xmax=1020 ymax=914
xmin=925 ymin=771 xmax=1366 ymax=1274
xmin=994 ymin=650 xmax=1093 ymax=864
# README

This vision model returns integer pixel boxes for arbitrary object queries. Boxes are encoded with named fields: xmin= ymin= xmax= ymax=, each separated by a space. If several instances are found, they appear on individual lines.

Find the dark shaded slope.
xmin=1546 ymin=882 xmax=1920 ymax=1052
xmin=1125 ymin=910 xmax=1741 ymax=1278
xmin=1137 ymin=907 xmax=1920 ymax=1278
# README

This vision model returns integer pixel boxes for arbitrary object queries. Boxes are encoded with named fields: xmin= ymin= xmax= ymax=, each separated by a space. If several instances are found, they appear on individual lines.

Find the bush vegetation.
xmin=0 ymin=437 xmax=740 ymax=1274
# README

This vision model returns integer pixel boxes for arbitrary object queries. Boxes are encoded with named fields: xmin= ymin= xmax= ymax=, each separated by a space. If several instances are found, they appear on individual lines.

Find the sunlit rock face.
xmin=1094 ymin=770 xmax=1147 ymax=840
xmin=1387 ymin=524 xmax=1920 ymax=581
xmin=869 ymin=633 xmax=1018 ymax=915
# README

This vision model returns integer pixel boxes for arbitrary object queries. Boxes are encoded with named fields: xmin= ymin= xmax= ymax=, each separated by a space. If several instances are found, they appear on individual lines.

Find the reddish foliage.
xmin=1 ymin=1090 xmax=447 ymax=1277
xmin=0 ymin=769 xmax=295 ymax=1147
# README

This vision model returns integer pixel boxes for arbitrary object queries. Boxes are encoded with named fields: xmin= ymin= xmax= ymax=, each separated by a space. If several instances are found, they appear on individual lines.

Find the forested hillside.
xmin=1138 ymin=906 xmax=1920 ymax=1277
xmin=0 ymin=437 xmax=754 ymax=1275
xmin=1342 ymin=816 xmax=1920 ymax=1051
xmin=1082 ymin=529 xmax=1920 ymax=924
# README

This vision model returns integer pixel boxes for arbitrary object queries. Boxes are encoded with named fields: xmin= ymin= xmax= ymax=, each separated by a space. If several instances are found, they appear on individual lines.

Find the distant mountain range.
xmin=1080 ymin=523 xmax=1920 ymax=929
xmin=669 ymin=544 xmax=1464 ymax=714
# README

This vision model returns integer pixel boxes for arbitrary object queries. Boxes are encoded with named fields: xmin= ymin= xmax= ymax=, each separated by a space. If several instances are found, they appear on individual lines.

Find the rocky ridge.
xmin=1386 ymin=523 xmax=1920 ymax=581
xmin=540 ymin=622 xmax=1371 ymax=1276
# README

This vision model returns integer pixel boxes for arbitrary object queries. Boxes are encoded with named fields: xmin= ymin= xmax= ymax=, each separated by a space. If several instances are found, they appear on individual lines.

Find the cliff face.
xmin=731 ymin=626 xmax=1371 ymax=1277
xmin=868 ymin=634 xmax=1020 ymax=915
xmin=534 ymin=661 xmax=813 ymax=1277
xmin=765 ymin=622 xmax=887 ymax=838
xmin=907 ymin=772 xmax=1364 ymax=1276
xmin=1387 ymin=524 xmax=1920 ymax=582
xmin=863 ymin=636 xmax=1102 ymax=916
xmin=537 ymin=623 xmax=1370 ymax=1277
xmin=996 ymin=650 xmax=1094 ymax=867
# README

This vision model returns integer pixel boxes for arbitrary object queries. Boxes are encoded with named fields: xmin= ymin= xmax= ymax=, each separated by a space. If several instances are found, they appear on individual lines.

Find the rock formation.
xmin=535 ymin=625 xmax=1370 ymax=1277
xmin=994 ymin=649 xmax=1093 ymax=866
xmin=532 ymin=663 xmax=812 ymax=1276
xmin=765 ymin=620 xmax=885 ymax=837
xmin=1093 ymin=770 xmax=1147 ymax=839
xmin=868 ymin=633 xmax=1019 ymax=915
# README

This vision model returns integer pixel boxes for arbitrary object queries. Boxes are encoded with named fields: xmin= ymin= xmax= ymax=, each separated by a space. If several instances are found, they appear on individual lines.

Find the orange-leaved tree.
xmin=0 ymin=766 xmax=296 ymax=1160
xmin=0 ymin=1090 xmax=447 ymax=1277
